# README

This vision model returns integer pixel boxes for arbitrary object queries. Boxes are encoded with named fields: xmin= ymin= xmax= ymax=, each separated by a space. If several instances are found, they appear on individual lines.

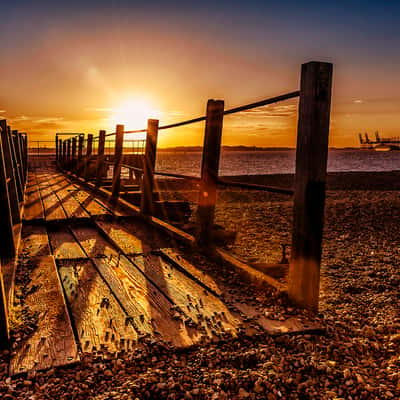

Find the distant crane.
xmin=358 ymin=131 xmax=400 ymax=151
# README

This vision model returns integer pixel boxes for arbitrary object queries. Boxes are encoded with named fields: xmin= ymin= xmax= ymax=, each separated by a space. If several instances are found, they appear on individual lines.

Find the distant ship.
xmin=358 ymin=132 xmax=400 ymax=151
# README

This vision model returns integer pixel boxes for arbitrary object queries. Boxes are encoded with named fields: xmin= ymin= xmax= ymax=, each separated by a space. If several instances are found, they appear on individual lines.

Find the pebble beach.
xmin=0 ymin=172 xmax=399 ymax=399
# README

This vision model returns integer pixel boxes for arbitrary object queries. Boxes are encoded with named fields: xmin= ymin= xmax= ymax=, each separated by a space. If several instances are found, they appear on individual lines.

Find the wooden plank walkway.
xmin=10 ymin=226 xmax=79 ymax=375
xmin=9 ymin=166 xmax=322 ymax=376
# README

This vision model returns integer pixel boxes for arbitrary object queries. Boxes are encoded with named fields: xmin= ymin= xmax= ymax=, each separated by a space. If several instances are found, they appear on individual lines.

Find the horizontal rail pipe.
xmin=217 ymin=178 xmax=294 ymax=195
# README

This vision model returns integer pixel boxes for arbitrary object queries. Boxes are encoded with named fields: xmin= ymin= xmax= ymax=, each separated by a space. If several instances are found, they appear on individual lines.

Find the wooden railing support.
xmin=62 ymin=140 xmax=67 ymax=168
xmin=9 ymin=129 xmax=23 ymax=202
xmin=84 ymin=134 xmax=93 ymax=180
xmin=77 ymin=134 xmax=84 ymax=175
xmin=0 ymin=126 xmax=16 ymax=260
xmin=196 ymin=99 xmax=224 ymax=245
xmin=111 ymin=125 xmax=124 ymax=199
xmin=58 ymin=138 xmax=62 ymax=166
xmin=66 ymin=139 xmax=71 ymax=170
xmin=288 ymin=61 xmax=333 ymax=312
xmin=140 ymin=119 xmax=159 ymax=215
xmin=0 ymin=121 xmax=20 ymax=224
xmin=71 ymin=137 xmax=77 ymax=171
xmin=55 ymin=134 xmax=59 ymax=162
xmin=95 ymin=130 xmax=106 ymax=187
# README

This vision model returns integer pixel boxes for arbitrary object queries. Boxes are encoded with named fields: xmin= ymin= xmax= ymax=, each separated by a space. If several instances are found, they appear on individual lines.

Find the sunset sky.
xmin=1 ymin=0 xmax=400 ymax=147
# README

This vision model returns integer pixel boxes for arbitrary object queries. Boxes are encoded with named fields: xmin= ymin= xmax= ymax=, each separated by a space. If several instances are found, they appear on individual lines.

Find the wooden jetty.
xmin=0 ymin=61 xmax=332 ymax=376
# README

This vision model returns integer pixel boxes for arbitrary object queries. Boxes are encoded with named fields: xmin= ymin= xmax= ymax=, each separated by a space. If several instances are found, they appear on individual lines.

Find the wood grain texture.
xmin=59 ymin=260 xmax=138 ymax=353
xmin=23 ymin=180 xmax=44 ymax=221
xmin=10 ymin=226 xmax=79 ymax=375
xmin=48 ymin=227 xmax=86 ymax=260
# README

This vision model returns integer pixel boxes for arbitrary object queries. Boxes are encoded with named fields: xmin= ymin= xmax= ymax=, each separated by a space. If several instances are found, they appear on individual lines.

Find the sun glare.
xmin=109 ymin=98 xmax=161 ymax=139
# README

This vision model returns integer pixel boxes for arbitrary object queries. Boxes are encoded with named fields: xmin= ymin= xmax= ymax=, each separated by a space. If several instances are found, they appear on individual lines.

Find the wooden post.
xmin=55 ymin=134 xmax=59 ymax=162
xmin=9 ymin=129 xmax=23 ymax=203
xmin=0 ymin=121 xmax=20 ymax=224
xmin=0 ymin=126 xmax=16 ymax=259
xmin=62 ymin=140 xmax=67 ymax=168
xmin=140 ymin=119 xmax=159 ymax=215
xmin=58 ymin=138 xmax=62 ymax=166
xmin=77 ymin=134 xmax=84 ymax=176
xmin=21 ymin=134 xmax=28 ymax=182
xmin=111 ymin=125 xmax=124 ymax=199
xmin=16 ymin=133 xmax=25 ymax=184
xmin=95 ymin=130 xmax=106 ymax=187
xmin=71 ymin=137 xmax=77 ymax=171
xmin=0 ymin=127 xmax=11 ymax=348
xmin=84 ymin=134 xmax=93 ymax=180
xmin=19 ymin=133 xmax=27 ymax=184
xmin=196 ymin=99 xmax=224 ymax=245
xmin=66 ymin=139 xmax=71 ymax=170
xmin=288 ymin=61 xmax=333 ymax=312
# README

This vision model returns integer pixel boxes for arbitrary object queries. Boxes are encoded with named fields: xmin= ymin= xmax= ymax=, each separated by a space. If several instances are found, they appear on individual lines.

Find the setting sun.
xmin=109 ymin=98 xmax=161 ymax=138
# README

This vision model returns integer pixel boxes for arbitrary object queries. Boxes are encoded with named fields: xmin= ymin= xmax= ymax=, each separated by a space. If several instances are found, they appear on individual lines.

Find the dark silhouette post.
xmin=62 ymin=140 xmax=67 ymax=168
xmin=288 ymin=61 xmax=333 ymax=312
xmin=55 ymin=134 xmax=59 ymax=162
xmin=111 ymin=125 xmax=124 ymax=199
xmin=58 ymin=138 xmax=62 ymax=165
xmin=9 ymin=129 xmax=23 ymax=202
xmin=66 ymin=139 xmax=71 ymax=170
xmin=71 ymin=137 xmax=77 ymax=171
xmin=0 ymin=121 xmax=20 ymax=224
xmin=96 ymin=130 xmax=106 ymax=187
xmin=196 ymin=99 xmax=224 ymax=245
xmin=140 ymin=119 xmax=159 ymax=216
xmin=0 ymin=126 xmax=16 ymax=259
xmin=77 ymin=134 xmax=84 ymax=175
xmin=84 ymin=134 xmax=93 ymax=180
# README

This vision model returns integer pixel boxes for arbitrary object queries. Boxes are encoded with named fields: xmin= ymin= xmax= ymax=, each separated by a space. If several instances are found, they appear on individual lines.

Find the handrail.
xmin=216 ymin=178 xmax=293 ymax=196
xmin=89 ymin=90 xmax=300 ymax=139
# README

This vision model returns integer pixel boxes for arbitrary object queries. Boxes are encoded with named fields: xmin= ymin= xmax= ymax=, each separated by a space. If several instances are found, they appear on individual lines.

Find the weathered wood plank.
xmin=23 ymin=181 xmax=44 ymax=221
xmin=159 ymin=249 xmax=323 ymax=336
xmin=59 ymin=260 xmax=138 ymax=353
xmin=10 ymin=226 xmax=79 ymax=375
xmin=90 ymin=224 xmax=241 ymax=338
xmin=51 ymin=183 xmax=90 ymax=219
xmin=133 ymin=254 xmax=241 ymax=337
xmin=94 ymin=255 xmax=197 ymax=346
xmin=37 ymin=185 xmax=66 ymax=221
xmin=95 ymin=219 xmax=150 ymax=255
xmin=48 ymin=227 xmax=86 ymax=260
xmin=70 ymin=189 xmax=112 ymax=217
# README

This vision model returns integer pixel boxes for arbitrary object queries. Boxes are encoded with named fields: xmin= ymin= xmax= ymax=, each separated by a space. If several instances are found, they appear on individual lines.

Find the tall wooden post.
xmin=22 ymin=134 xmax=28 ymax=182
xmin=9 ymin=129 xmax=23 ymax=203
xmin=71 ymin=137 xmax=77 ymax=171
xmin=84 ymin=134 xmax=93 ymax=180
xmin=55 ymin=134 xmax=59 ymax=162
xmin=66 ymin=139 xmax=71 ymax=170
xmin=16 ymin=133 xmax=25 ymax=184
xmin=196 ymin=100 xmax=224 ymax=245
xmin=96 ymin=130 xmax=106 ymax=187
xmin=140 ymin=119 xmax=159 ymax=215
xmin=288 ymin=61 xmax=333 ymax=312
xmin=62 ymin=140 xmax=67 ymax=168
xmin=111 ymin=125 xmax=124 ymax=199
xmin=77 ymin=134 xmax=84 ymax=175
xmin=58 ymin=138 xmax=62 ymax=165
xmin=0 ymin=121 xmax=20 ymax=224
xmin=0 ymin=126 xmax=16 ymax=259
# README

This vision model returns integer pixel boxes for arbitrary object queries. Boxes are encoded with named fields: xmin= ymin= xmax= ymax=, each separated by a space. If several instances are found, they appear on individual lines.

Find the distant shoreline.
xmin=156 ymin=146 xmax=360 ymax=152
